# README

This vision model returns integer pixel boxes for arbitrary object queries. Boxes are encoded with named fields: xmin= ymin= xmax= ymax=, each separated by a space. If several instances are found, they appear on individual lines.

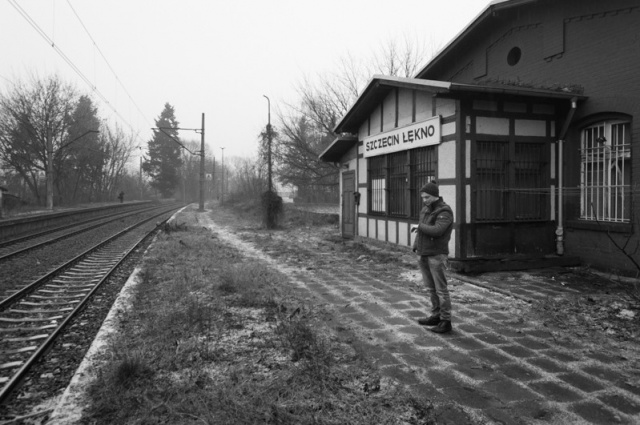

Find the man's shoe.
xmin=431 ymin=320 xmax=452 ymax=334
xmin=417 ymin=315 xmax=440 ymax=326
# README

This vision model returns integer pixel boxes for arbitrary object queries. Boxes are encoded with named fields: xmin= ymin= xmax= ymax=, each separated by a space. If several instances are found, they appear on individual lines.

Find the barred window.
xmin=475 ymin=140 xmax=548 ymax=222
xmin=367 ymin=146 xmax=437 ymax=218
xmin=389 ymin=152 xmax=407 ymax=216
xmin=580 ymin=121 xmax=631 ymax=222
xmin=369 ymin=156 xmax=386 ymax=213
xmin=476 ymin=141 xmax=508 ymax=221
xmin=514 ymin=143 xmax=547 ymax=220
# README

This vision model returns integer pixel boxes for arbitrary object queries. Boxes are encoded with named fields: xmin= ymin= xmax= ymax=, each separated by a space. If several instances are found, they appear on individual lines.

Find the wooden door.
xmin=341 ymin=171 xmax=355 ymax=238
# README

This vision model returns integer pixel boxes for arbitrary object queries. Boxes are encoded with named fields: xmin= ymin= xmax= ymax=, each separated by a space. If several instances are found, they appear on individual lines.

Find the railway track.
xmin=0 ymin=203 xmax=160 ymax=261
xmin=0 ymin=203 xmax=182 ymax=406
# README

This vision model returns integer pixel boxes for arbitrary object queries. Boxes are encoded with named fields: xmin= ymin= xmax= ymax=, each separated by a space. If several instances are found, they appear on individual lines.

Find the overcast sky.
xmin=0 ymin=0 xmax=489 ymax=162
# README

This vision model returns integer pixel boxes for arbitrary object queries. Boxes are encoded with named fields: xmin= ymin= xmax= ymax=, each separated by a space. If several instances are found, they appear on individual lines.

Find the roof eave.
xmin=333 ymin=76 xmax=451 ymax=135
xmin=449 ymin=82 xmax=587 ymax=101
xmin=319 ymin=135 xmax=358 ymax=163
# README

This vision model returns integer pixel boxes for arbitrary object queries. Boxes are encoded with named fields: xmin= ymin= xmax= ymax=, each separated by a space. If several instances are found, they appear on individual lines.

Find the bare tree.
xmin=273 ymin=115 xmax=340 ymax=203
xmin=367 ymin=34 xmax=435 ymax=78
xmin=228 ymin=155 xmax=266 ymax=201
xmin=275 ymin=35 xmax=439 ymax=203
xmin=0 ymin=74 xmax=78 ymax=205
xmin=99 ymin=124 xmax=137 ymax=200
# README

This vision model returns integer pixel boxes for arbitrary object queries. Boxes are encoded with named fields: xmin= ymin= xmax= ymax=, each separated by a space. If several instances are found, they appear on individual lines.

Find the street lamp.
xmin=138 ymin=146 xmax=143 ymax=201
xmin=219 ymin=147 xmax=225 ymax=205
xmin=263 ymin=95 xmax=273 ymax=193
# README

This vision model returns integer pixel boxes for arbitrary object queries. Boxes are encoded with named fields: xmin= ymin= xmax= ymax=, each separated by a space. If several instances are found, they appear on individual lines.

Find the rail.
xmin=0 ymin=204 xmax=181 ymax=404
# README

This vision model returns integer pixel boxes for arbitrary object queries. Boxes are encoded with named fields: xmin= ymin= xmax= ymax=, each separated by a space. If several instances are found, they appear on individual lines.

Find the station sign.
xmin=363 ymin=116 xmax=441 ymax=158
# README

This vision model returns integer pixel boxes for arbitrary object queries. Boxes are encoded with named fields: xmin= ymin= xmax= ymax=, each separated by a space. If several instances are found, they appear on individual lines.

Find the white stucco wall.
xmin=476 ymin=117 xmax=509 ymax=135
xmin=348 ymin=86 xmax=459 ymax=255
xmin=438 ymin=140 xmax=456 ymax=180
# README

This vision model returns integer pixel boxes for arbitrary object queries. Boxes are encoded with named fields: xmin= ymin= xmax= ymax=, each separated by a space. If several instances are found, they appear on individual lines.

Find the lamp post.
xmin=212 ymin=155 xmax=216 ymax=200
xmin=139 ymin=149 xmax=143 ymax=201
xmin=263 ymin=95 xmax=273 ymax=193
xmin=219 ymin=147 xmax=225 ymax=206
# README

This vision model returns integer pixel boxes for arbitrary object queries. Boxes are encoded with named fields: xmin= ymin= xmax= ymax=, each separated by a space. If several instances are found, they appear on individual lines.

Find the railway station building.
xmin=320 ymin=0 xmax=640 ymax=274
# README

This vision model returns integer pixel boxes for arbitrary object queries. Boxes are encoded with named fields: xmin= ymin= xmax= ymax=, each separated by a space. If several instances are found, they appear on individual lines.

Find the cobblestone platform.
xmin=207 ymin=218 xmax=640 ymax=425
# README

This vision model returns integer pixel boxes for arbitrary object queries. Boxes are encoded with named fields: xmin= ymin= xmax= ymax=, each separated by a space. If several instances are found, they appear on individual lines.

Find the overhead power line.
xmin=65 ymin=0 xmax=151 ymax=128
xmin=6 ymin=0 xmax=148 ymax=144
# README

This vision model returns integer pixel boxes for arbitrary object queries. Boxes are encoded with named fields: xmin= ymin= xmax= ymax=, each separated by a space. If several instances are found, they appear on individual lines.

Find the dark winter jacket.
xmin=412 ymin=198 xmax=453 ymax=256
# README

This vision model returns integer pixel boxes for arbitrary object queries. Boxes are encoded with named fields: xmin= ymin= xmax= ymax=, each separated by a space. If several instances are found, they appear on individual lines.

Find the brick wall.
xmin=425 ymin=0 xmax=640 ymax=274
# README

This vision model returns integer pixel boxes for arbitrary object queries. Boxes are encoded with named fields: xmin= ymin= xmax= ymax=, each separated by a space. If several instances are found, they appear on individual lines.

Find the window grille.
xmin=368 ymin=156 xmax=386 ymax=213
xmin=475 ymin=140 xmax=548 ymax=222
xmin=514 ymin=143 xmax=546 ymax=220
xmin=410 ymin=146 xmax=437 ymax=217
xmin=580 ymin=121 xmax=631 ymax=222
xmin=389 ymin=152 xmax=407 ymax=216
xmin=476 ymin=141 xmax=509 ymax=221
xmin=367 ymin=146 xmax=437 ymax=218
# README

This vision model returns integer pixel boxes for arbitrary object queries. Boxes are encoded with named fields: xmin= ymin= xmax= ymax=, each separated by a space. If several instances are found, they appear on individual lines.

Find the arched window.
xmin=580 ymin=120 xmax=631 ymax=222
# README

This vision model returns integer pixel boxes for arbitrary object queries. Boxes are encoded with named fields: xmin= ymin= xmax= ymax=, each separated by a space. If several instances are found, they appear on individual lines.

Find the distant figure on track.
xmin=118 ymin=191 xmax=125 ymax=203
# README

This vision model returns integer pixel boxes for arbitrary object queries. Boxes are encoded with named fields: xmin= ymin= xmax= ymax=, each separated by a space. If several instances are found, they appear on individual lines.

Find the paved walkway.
xmin=208 ymin=217 xmax=640 ymax=425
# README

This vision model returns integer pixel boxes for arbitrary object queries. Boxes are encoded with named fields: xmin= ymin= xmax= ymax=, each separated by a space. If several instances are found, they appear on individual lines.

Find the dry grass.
xmin=82 ymin=205 xmax=436 ymax=424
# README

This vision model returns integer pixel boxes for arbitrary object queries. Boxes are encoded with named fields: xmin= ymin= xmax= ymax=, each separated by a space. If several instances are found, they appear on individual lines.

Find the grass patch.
xmin=82 ymin=209 xmax=437 ymax=424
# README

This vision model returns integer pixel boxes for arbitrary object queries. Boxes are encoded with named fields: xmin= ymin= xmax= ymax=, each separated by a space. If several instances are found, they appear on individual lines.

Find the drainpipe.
xmin=556 ymin=139 xmax=565 ymax=255
xmin=556 ymin=97 xmax=578 ymax=256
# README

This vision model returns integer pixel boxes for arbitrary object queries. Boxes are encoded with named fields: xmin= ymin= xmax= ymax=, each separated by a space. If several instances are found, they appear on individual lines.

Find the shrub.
xmin=261 ymin=190 xmax=283 ymax=229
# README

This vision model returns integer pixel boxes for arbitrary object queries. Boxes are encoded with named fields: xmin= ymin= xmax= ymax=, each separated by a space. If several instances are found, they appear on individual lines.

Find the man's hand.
xmin=410 ymin=225 xmax=418 ymax=233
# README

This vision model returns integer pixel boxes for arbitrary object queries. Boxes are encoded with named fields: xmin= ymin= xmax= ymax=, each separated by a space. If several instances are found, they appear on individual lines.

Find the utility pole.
xmin=154 ymin=115 xmax=206 ymax=211
xmin=139 ymin=147 xmax=143 ymax=201
xmin=46 ymin=128 xmax=53 ymax=210
xmin=198 ymin=113 xmax=205 ymax=211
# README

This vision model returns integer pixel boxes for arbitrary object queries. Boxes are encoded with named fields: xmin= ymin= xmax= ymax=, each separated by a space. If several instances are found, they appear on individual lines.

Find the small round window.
xmin=507 ymin=47 xmax=521 ymax=66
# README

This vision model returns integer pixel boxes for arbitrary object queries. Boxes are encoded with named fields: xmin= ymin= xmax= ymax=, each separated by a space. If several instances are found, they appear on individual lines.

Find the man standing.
xmin=412 ymin=181 xmax=454 ymax=334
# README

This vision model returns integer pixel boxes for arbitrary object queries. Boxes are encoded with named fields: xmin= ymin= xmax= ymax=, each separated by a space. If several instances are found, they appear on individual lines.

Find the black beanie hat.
xmin=420 ymin=181 xmax=439 ymax=197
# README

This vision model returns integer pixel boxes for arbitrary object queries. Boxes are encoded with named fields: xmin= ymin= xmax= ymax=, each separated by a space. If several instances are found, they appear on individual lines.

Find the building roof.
xmin=318 ymin=134 xmax=358 ymax=163
xmin=332 ymin=76 xmax=450 ymax=136
xmin=331 ymin=75 xmax=584 ymax=136
xmin=415 ymin=0 xmax=540 ymax=79
xmin=320 ymin=0 xmax=588 ymax=163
